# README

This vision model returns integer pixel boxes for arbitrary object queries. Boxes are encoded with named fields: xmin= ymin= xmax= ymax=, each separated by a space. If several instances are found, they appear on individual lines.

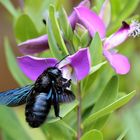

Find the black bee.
xmin=0 ymin=59 xmax=75 ymax=128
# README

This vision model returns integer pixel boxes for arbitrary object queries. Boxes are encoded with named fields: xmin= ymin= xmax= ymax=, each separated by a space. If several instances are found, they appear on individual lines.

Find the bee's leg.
xmin=60 ymin=77 xmax=67 ymax=82
xmin=54 ymin=102 xmax=62 ymax=119
xmin=53 ymin=92 xmax=62 ymax=119
xmin=62 ymin=79 xmax=71 ymax=88
xmin=57 ymin=77 xmax=71 ymax=88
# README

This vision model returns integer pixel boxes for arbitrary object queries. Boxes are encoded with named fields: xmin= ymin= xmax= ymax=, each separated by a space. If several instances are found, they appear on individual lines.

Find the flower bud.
xmin=73 ymin=23 xmax=90 ymax=48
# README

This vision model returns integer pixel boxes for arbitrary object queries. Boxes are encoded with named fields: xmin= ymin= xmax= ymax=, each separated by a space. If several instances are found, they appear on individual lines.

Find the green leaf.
xmin=15 ymin=14 xmax=39 ymax=42
xmin=89 ymin=61 xmax=107 ymax=75
xmin=58 ymin=7 xmax=73 ymax=42
xmin=59 ymin=120 xmax=77 ymax=136
xmin=92 ymin=114 xmax=111 ymax=130
xmin=108 ymin=0 xmax=139 ymax=34
xmin=47 ymin=19 xmax=63 ymax=59
xmin=83 ymin=91 xmax=136 ymax=127
xmin=81 ymin=129 xmax=103 ymax=140
xmin=0 ymin=106 xmax=32 ymax=140
xmin=47 ymin=100 xmax=78 ymax=123
xmin=0 ymin=0 xmax=19 ymax=18
xmin=91 ymin=76 xmax=118 ymax=113
xmin=42 ymin=121 xmax=76 ymax=140
xmin=82 ymin=61 xmax=107 ymax=94
xmin=89 ymin=32 xmax=102 ymax=66
xmin=49 ymin=5 xmax=69 ymax=55
xmin=82 ymin=63 xmax=113 ymax=108
xmin=84 ymin=76 xmax=118 ymax=130
xmin=118 ymin=0 xmax=139 ymax=20
xmin=4 ymin=38 xmax=31 ymax=86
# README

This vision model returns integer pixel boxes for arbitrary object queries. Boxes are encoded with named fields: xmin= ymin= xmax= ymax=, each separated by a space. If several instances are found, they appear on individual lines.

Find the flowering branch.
xmin=1 ymin=0 xmax=139 ymax=139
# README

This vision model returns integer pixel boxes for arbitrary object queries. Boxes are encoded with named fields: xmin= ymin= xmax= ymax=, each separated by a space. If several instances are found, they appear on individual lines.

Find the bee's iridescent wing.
xmin=0 ymin=85 xmax=33 ymax=106
xmin=58 ymin=89 xmax=75 ymax=103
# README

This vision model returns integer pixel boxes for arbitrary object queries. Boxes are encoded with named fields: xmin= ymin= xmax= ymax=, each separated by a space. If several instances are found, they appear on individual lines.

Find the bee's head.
xmin=47 ymin=67 xmax=62 ymax=78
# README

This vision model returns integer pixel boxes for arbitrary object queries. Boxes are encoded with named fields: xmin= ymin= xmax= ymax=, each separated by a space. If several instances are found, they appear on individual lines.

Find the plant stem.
xmin=77 ymin=82 xmax=82 ymax=140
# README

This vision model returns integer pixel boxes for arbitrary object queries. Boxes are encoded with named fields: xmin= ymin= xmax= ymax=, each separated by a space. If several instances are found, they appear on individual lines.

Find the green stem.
xmin=77 ymin=82 xmax=82 ymax=140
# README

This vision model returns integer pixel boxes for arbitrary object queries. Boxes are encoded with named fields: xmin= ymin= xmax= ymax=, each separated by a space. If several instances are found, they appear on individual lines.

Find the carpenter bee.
xmin=0 ymin=57 xmax=75 ymax=128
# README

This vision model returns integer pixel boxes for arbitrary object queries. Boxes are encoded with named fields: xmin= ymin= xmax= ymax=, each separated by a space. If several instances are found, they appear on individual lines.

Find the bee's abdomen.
xmin=25 ymin=92 xmax=51 ymax=128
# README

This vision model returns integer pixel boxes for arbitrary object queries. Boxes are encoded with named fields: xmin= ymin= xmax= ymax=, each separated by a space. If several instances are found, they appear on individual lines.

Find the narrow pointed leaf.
xmin=81 ymin=129 xmax=103 ymax=140
xmin=91 ymin=76 xmax=118 ymax=113
xmin=89 ymin=61 xmax=107 ymax=75
xmin=49 ymin=5 xmax=69 ymax=55
xmin=82 ymin=64 xmax=113 ymax=110
xmin=91 ymin=114 xmax=111 ymax=130
xmin=47 ymin=19 xmax=63 ymax=59
xmin=82 ymin=61 xmax=107 ymax=95
xmin=42 ymin=120 xmax=76 ymax=140
xmin=85 ymin=76 xmax=118 ymax=130
xmin=83 ymin=91 xmax=135 ymax=127
xmin=89 ymin=33 xmax=102 ymax=65
xmin=82 ymin=61 xmax=107 ymax=96
xmin=58 ymin=7 xmax=73 ymax=42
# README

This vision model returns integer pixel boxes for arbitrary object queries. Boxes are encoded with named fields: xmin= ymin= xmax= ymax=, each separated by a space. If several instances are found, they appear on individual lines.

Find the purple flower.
xmin=73 ymin=6 xmax=106 ymax=39
xmin=18 ymin=35 xmax=49 ymax=55
xmin=103 ymin=21 xmax=140 ymax=74
xmin=17 ymin=48 xmax=91 ymax=82
xmin=18 ymin=0 xmax=105 ymax=54
xmin=68 ymin=0 xmax=91 ymax=28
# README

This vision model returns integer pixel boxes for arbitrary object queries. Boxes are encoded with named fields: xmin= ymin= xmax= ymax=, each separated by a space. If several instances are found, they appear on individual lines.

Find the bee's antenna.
xmin=54 ymin=55 xmax=69 ymax=67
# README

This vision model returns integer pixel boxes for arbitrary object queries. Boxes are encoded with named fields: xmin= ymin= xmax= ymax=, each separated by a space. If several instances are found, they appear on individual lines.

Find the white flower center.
xmin=128 ymin=20 xmax=140 ymax=37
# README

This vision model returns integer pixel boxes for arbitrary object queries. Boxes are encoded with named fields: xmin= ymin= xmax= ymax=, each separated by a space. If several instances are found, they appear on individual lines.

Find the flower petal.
xmin=17 ymin=56 xmax=58 ymax=81
xmin=66 ymin=48 xmax=91 ymax=80
xmin=104 ymin=22 xmax=130 ymax=50
xmin=69 ymin=0 xmax=91 ymax=28
xmin=18 ymin=35 xmax=49 ymax=54
xmin=75 ymin=6 xmax=106 ymax=38
xmin=61 ymin=65 xmax=73 ymax=80
xmin=103 ymin=50 xmax=130 ymax=74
